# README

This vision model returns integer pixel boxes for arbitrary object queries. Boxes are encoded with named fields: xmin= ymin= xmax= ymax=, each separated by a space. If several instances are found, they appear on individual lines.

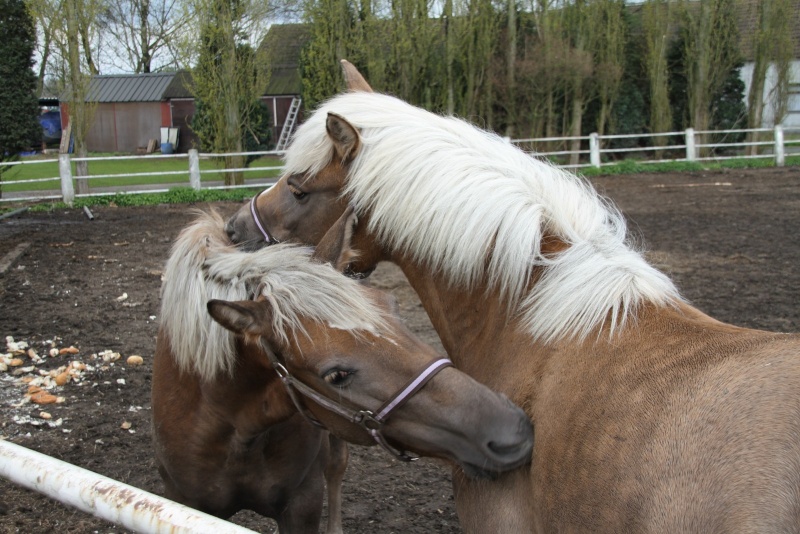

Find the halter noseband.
xmin=250 ymin=189 xmax=277 ymax=244
xmin=259 ymin=339 xmax=452 ymax=462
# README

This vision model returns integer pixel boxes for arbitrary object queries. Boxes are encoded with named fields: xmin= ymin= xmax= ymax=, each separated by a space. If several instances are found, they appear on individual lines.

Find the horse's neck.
xmin=393 ymin=254 xmax=543 ymax=386
xmin=183 ymin=343 xmax=296 ymax=441
xmin=393 ymin=252 xmax=752 ymax=394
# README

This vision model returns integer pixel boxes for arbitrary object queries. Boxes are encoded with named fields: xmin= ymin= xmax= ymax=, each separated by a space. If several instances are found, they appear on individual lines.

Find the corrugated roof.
xmin=85 ymin=72 xmax=177 ymax=103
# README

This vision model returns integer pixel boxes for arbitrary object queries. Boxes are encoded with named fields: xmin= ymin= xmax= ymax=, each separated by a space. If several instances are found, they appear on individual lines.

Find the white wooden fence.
xmin=0 ymin=149 xmax=283 ymax=204
xmin=1 ymin=126 xmax=798 ymax=205
xmin=512 ymin=125 xmax=799 ymax=169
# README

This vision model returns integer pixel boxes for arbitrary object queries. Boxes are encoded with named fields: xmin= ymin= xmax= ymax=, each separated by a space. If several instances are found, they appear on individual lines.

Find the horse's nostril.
xmin=224 ymin=219 xmax=237 ymax=241
xmin=487 ymin=439 xmax=524 ymax=457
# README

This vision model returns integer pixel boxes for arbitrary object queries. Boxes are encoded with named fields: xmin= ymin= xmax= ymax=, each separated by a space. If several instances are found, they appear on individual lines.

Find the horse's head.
xmin=225 ymin=62 xmax=380 ymax=273
xmin=207 ymin=288 xmax=532 ymax=479
xmin=210 ymin=211 xmax=533 ymax=478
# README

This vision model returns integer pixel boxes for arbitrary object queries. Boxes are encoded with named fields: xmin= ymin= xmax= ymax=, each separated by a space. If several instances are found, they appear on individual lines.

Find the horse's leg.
xmin=324 ymin=435 xmax=349 ymax=534
xmin=275 ymin=468 xmax=326 ymax=534
xmin=452 ymin=467 xmax=536 ymax=534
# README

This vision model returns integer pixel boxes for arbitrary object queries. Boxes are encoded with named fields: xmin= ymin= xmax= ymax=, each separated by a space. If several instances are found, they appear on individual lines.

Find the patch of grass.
xmin=27 ymin=187 xmax=259 ymax=212
xmin=0 ymin=153 xmax=284 ymax=193
xmin=581 ymin=156 xmax=797 ymax=176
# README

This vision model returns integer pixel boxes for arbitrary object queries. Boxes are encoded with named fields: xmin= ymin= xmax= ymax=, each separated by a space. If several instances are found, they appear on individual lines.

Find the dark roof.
xmin=84 ymin=72 xmax=176 ymax=103
xmin=260 ymin=24 xmax=311 ymax=95
xmin=735 ymin=0 xmax=800 ymax=61
xmin=626 ymin=0 xmax=800 ymax=62
xmin=163 ymin=71 xmax=194 ymax=99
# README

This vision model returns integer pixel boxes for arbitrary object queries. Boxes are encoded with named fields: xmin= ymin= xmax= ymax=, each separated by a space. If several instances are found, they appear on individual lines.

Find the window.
xmin=788 ymin=83 xmax=800 ymax=114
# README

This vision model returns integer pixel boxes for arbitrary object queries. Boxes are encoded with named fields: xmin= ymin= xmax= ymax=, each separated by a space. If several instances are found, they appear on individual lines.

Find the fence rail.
xmin=2 ymin=126 xmax=798 ymax=205
xmin=511 ymin=125 xmax=799 ymax=169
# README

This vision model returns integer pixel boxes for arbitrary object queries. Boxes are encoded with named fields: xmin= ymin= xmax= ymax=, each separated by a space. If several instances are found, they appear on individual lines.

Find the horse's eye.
xmin=288 ymin=184 xmax=307 ymax=201
xmin=323 ymin=368 xmax=355 ymax=387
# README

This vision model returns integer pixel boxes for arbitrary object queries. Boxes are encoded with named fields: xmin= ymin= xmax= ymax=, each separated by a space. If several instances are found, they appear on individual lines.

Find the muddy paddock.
xmin=0 ymin=166 xmax=799 ymax=533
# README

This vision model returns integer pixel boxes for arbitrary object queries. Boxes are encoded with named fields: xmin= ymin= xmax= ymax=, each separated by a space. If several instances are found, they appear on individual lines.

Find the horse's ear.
xmin=207 ymin=299 xmax=273 ymax=338
xmin=326 ymin=112 xmax=360 ymax=164
xmin=340 ymin=59 xmax=373 ymax=92
xmin=311 ymin=205 xmax=359 ymax=271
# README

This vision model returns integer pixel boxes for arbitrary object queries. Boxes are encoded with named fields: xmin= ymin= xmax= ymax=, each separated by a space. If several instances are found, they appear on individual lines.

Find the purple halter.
xmin=249 ymin=189 xmax=276 ymax=244
xmin=260 ymin=339 xmax=452 ymax=462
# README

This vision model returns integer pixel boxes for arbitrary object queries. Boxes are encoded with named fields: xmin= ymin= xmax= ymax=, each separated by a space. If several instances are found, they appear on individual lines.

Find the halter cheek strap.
xmin=258 ymin=338 xmax=452 ymax=462
xmin=366 ymin=357 xmax=453 ymax=460
xmin=249 ymin=189 xmax=276 ymax=244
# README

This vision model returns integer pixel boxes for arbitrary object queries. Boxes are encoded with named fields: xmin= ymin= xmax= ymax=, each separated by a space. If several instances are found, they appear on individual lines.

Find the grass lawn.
xmin=0 ymin=153 xmax=285 ymax=193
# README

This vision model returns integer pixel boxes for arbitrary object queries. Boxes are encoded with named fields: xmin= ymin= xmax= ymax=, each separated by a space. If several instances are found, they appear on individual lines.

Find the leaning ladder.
xmin=276 ymin=97 xmax=302 ymax=151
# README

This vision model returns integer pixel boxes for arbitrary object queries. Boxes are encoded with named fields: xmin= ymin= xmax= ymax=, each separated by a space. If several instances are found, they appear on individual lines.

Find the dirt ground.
xmin=0 ymin=166 xmax=799 ymax=533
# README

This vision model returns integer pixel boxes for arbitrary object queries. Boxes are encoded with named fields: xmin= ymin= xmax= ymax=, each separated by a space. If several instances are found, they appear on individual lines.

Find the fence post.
xmin=59 ymin=153 xmax=74 ymax=206
xmin=589 ymin=133 xmax=601 ymax=168
xmin=685 ymin=128 xmax=696 ymax=162
xmin=774 ymin=125 xmax=785 ymax=167
xmin=188 ymin=149 xmax=201 ymax=190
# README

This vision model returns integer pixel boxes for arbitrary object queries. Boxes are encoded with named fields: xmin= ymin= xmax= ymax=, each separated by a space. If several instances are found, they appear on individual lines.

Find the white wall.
xmin=740 ymin=60 xmax=800 ymax=128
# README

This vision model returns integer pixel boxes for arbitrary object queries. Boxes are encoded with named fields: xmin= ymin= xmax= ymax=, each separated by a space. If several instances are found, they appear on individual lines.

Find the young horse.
xmin=225 ymin=61 xmax=800 ymax=532
xmin=152 ymin=210 xmax=533 ymax=533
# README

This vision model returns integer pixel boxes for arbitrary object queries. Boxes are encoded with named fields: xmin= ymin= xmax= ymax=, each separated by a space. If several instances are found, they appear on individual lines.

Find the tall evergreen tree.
xmin=0 ymin=0 xmax=41 ymax=193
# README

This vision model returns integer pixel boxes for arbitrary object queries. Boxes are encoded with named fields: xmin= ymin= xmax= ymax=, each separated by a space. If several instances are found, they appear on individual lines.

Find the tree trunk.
xmin=505 ymin=0 xmax=517 ymax=137
xmin=746 ymin=60 xmax=766 ymax=155
xmin=65 ymin=0 xmax=90 ymax=194
xmin=569 ymin=88 xmax=583 ymax=167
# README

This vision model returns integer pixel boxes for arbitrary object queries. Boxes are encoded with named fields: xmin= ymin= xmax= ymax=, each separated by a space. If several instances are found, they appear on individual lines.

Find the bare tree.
xmin=642 ymin=0 xmax=673 ymax=155
xmin=63 ymin=0 xmax=98 ymax=191
xmin=679 ymin=0 xmax=739 ymax=154
xmin=746 ymin=0 xmax=794 ymax=153
xmin=27 ymin=0 xmax=62 ymax=94
xmin=461 ymin=0 xmax=499 ymax=124
xmin=590 ymin=0 xmax=626 ymax=138
xmin=101 ymin=0 xmax=190 ymax=72
xmin=505 ymin=0 xmax=517 ymax=137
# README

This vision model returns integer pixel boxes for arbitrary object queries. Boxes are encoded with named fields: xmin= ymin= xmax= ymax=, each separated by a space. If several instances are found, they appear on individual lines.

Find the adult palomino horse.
xmin=225 ymin=61 xmax=800 ymax=532
xmin=152 ymin=210 xmax=533 ymax=533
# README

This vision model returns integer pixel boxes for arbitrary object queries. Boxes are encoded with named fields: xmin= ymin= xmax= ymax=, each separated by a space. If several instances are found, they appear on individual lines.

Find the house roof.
xmin=85 ymin=72 xmax=177 ymax=103
xmin=735 ymin=0 xmax=800 ymax=61
xmin=260 ymin=23 xmax=311 ymax=95
xmin=626 ymin=0 xmax=800 ymax=62
xmin=162 ymin=71 xmax=194 ymax=99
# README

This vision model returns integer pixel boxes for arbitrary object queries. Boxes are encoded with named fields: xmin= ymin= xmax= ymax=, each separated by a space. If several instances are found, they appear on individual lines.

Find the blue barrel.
xmin=161 ymin=142 xmax=174 ymax=154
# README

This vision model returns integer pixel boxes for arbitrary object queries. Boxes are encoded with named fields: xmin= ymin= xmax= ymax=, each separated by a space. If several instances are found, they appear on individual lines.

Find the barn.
xmin=60 ymin=58 xmax=304 ymax=154
xmin=60 ymin=73 xmax=177 ymax=154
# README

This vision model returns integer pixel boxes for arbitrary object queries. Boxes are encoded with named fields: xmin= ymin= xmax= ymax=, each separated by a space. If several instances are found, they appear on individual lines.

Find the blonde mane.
xmin=285 ymin=92 xmax=682 ymax=343
xmin=160 ymin=210 xmax=387 ymax=382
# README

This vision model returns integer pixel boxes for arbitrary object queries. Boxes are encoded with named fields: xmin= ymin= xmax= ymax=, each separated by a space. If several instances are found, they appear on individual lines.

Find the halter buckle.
xmin=354 ymin=410 xmax=383 ymax=431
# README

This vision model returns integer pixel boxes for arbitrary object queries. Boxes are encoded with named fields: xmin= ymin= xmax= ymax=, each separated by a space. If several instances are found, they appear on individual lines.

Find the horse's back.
xmin=530 ymin=309 xmax=800 ymax=533
xmin=645 ymin=331 xmax=800 ymax=532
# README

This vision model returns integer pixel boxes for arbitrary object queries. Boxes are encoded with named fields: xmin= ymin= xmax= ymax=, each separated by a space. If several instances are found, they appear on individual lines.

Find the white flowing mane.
xmin=285 ymin=92 xmax=683 ymax=343
xmin=161 ymin=210 xmax=387 ymax=382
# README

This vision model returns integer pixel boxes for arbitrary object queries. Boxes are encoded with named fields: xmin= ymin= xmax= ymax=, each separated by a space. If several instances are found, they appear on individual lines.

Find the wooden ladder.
xmin=276 ymin=97 xmax=302 ymax=151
